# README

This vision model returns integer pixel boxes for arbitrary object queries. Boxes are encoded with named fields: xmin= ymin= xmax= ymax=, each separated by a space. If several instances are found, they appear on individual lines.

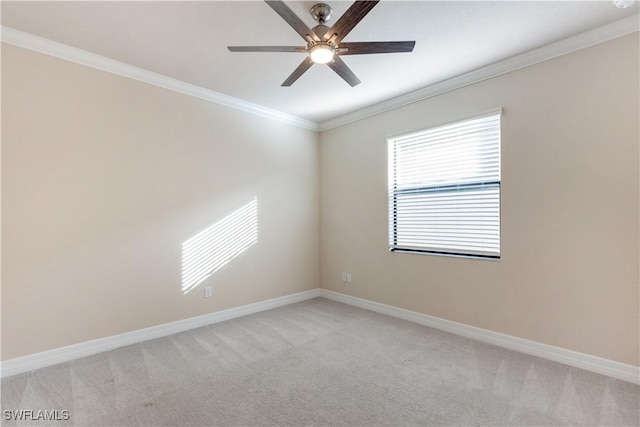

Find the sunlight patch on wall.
xmin=181 ymin=197 xmax=258 ymax=294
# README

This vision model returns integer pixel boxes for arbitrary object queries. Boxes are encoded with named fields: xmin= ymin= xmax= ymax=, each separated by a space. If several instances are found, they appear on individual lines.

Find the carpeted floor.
xmin=1 ymin=297 xmax=638 ymax=426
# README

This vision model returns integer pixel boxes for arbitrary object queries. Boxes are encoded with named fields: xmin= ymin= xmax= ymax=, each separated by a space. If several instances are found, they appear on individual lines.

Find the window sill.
xmin=389 ymin=247 xmax=501 ymax=261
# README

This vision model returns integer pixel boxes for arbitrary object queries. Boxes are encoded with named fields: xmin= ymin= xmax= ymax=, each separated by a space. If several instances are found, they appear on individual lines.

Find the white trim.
xmin=2 ymin=14 xmax=637 ymax=133
xmin=319 ymin=14 xmax=640 ymax=131
xmin=0 ymin=26 xmax=319 ymax=132
xmin=0 ymin=289 xmax=321 ymax=378
xmin=2 ymin=288 xmax=638 ymax=385
xmin=319 ymin=290 xmax=640 ymax=385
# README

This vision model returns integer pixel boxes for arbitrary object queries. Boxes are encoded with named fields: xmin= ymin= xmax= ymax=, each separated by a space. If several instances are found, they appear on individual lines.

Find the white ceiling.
xmin=2 ymin=1 xmax=639 ymax=124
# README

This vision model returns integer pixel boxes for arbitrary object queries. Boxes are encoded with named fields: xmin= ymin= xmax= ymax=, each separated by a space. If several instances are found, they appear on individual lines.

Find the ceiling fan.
xmin=227 ymin=0 xmax=415 ymax=87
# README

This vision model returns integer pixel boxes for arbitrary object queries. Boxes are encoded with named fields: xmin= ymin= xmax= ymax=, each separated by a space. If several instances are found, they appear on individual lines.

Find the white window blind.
xmin=388 ymin=111 xmax=501 ymax=258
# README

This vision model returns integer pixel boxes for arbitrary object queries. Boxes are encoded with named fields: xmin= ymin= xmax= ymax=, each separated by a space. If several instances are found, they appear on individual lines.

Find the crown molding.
xmin=319 ymin=14 xmax=640 ymax=132
xmin=0 ymin=26 xmax=320 ymax=132
xmin=2 ymin=13 xmax=638 ymax=134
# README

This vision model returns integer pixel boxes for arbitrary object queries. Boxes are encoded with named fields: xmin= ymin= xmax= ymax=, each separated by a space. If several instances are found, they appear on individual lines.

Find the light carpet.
xmin=1 ymin=297 xmax=638 ymax=426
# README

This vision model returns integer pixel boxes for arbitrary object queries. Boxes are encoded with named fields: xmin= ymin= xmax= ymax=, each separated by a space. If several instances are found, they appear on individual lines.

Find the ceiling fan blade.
xmin=265 ymin=1 xmax=320 ymax=43
xmin=325 ymin=1 xmax=379 ymax=44
xmin=338 ymin=41 xmax=415 ymax=55
xmin=228 ymin=46 xmax=307 ymax=53
xmin=327 ymin=56 xmax=361 ymax=87
xmin=282 ymin=56 xmax=314 ymax=86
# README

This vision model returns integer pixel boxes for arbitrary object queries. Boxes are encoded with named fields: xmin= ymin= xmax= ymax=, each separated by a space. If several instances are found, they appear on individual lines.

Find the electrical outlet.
xmin=204 ymin=286 xmax=213 ymax=298
xmin=341 ymin=272 xmax=347 ymax=281
xmin=346 ymin=273 xmax=352 ymax=283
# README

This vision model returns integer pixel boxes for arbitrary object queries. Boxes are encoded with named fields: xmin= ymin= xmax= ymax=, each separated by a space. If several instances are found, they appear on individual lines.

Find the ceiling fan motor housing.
xmin=312 ymin=24 xmax=331 ymax=40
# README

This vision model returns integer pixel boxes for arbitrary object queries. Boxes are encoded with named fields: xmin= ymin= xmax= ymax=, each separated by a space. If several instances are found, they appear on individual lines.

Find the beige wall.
xmin=1 ymin=44 xmax=320 ymax=360
xmin=320 ymin=34 xmax=639 ymax=366
xmin=3 ymin=34 xmax=639 ymax=368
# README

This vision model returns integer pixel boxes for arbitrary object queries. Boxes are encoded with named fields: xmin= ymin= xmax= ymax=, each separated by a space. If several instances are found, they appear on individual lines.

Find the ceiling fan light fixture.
xmin=309 ymin=43 xmax=335 ymax=64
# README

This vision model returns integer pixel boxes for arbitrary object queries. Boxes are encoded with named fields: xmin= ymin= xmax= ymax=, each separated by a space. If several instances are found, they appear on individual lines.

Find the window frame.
xmin=387 ymin=109 xmax=502 ymax=260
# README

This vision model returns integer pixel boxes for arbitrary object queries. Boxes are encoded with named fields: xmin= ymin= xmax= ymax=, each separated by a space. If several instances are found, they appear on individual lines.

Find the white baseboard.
xmin=320 ymin=289 xmax=640 ymax=385
xmin=0 ymin=289 xmax=321 ymax=378
xmin=3 ymin=288 xmax=638 ymax=385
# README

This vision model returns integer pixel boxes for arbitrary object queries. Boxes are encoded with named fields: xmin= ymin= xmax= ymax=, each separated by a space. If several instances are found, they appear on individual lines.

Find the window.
xmin=388 ymin=110 xmax=501 ymax=258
